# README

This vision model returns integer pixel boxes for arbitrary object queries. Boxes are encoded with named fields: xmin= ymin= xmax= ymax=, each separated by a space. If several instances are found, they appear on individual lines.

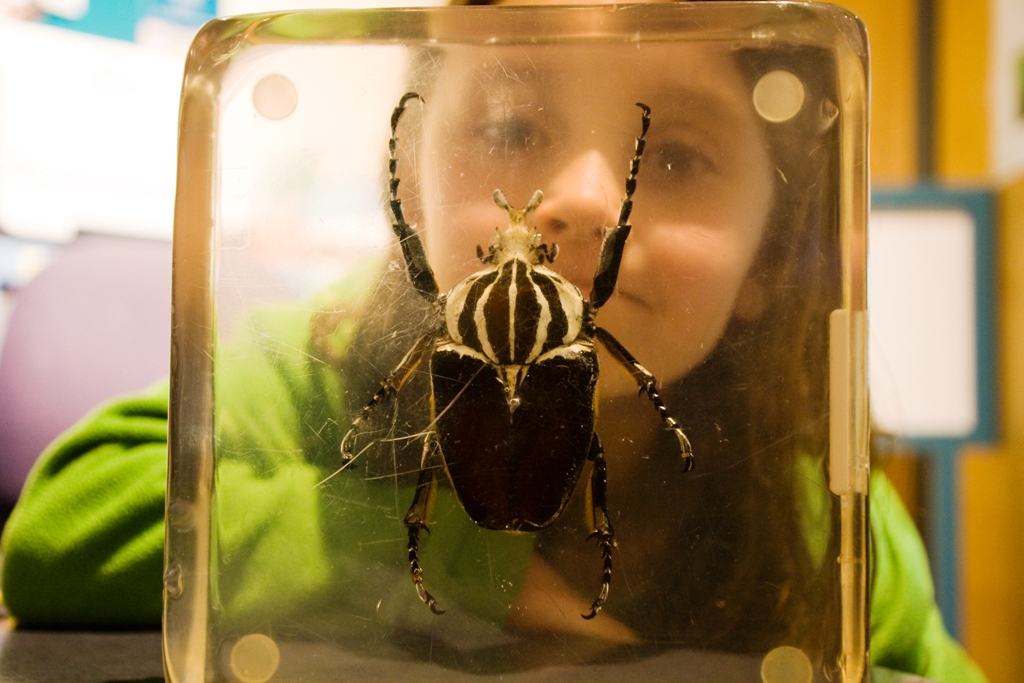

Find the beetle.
xmin=341 ymin=92 xmax=694 ymax=620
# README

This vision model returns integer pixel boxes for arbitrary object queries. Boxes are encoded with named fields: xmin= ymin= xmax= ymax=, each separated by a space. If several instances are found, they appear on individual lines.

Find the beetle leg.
xmin=388 ymin=92 xmax=440 ymax=304
xmin=536 ymin=242 xmax=559 ymax=264
xmin=340 ymin=331 xmax=436 ymax=464
xmin=404 ymin=433 xmax=444 ymax=615
xmin=589 ymin=103 xmax=650 ymax=311
xmin=594 ymin=326 xmax=694 ymax=471
xmin=583 ymin=434 xmax=615 ymax=620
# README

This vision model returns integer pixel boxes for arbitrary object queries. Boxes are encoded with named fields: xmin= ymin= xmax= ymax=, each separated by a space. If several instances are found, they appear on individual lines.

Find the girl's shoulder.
xmin=870 ymin=471 xmax=988 ymax=683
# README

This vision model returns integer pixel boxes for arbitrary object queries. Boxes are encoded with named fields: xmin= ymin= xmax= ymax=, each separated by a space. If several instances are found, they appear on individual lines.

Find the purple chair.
xmin=0 ymin=234 xmax=172 ymax=514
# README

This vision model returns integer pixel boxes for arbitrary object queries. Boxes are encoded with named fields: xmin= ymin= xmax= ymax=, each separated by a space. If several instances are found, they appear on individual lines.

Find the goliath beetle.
xmin=341 ymin=92 xmax=693 ymax=619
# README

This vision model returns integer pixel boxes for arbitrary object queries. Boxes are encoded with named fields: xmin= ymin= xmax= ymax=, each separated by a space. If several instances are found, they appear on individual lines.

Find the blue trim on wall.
xmin=41 ymin=0 xmax=215 ymax=42
xmin=871 ymin=186 xmax=998 ymax=639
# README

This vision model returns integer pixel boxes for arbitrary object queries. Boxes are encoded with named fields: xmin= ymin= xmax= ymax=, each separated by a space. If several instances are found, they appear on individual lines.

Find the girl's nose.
xmin=532 ymin=150 xmax=622 ymax=285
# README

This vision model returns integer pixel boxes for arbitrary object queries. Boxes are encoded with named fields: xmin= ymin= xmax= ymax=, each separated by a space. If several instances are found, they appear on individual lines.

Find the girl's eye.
xmin=474 ymin=117 xmax=545 ymax=154
xmin=653 ymin=141 xmax=717 ymax=181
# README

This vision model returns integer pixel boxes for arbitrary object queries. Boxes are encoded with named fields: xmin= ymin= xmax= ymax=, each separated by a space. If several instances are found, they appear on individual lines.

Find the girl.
xmin=2 ymin=4 xmax=986 ymax=681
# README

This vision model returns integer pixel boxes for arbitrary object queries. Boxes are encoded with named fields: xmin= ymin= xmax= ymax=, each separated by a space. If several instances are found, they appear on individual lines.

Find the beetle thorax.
xmin=442 ymin=189 xmax=584 ymax=377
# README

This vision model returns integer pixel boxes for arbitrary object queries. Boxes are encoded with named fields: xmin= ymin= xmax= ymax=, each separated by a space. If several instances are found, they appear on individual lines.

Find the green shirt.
xmin=0 ymin=302 xmax=988 ymax=683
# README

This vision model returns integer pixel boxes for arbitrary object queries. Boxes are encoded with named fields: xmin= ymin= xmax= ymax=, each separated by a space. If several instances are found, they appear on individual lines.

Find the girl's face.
xmin=414 ymin=40 xmax=775 ymax=396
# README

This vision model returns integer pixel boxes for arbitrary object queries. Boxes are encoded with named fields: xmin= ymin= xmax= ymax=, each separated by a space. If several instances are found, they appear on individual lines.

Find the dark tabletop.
xmin=0 ymin=618 xmax=933 ymax=683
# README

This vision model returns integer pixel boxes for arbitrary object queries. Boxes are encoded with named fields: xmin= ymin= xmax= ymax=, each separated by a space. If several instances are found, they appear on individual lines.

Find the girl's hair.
xmin=324 ymin=11 xmax=845 ymax=670
xmin=641 ymin=43 xmax=843 ymax=655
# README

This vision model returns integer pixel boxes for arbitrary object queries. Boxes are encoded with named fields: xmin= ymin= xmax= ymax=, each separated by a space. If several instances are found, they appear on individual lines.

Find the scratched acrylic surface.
xmin=166 ymin=5 xmax=869 ymax=682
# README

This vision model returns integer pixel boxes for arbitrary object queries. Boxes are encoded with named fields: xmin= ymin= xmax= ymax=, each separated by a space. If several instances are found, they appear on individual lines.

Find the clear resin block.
xmin=165 ymin=4 xmax=869 ymax=682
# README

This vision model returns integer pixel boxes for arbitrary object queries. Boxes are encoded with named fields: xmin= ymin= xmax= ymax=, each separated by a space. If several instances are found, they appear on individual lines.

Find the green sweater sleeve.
xmin=0 ymin=298 xmax=340 ymax=629
xmin=0 ymin=385 xmax=338 ymax=631
xmin=870 ymin=471 xmax=989 ymax=683
xmin=0 ymin=383 xmax=169 ymax=628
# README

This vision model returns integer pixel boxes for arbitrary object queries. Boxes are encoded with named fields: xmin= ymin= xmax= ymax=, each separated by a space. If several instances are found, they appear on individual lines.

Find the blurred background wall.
xmin=832 ymin=2 xmax=1023 ymax=681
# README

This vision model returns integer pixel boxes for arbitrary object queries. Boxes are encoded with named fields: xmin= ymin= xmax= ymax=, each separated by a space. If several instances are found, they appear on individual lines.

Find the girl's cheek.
xmin=638 ymin=235 xmax=711 ymax=308
xmin=647 ymin=237 xmax=753 ymax=346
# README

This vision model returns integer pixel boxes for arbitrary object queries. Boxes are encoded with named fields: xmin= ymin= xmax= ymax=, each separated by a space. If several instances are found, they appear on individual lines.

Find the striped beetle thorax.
xmin=445 ymin=259 xmax=584 ymax=366
xmin=443 ymin=188 xmax=585 ymax=368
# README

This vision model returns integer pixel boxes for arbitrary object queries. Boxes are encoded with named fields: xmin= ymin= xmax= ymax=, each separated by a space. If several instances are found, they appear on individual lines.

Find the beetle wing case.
xmin=167 ymin=4 xmax=869 ymax=682
xmin=431 ymin=343 xmax=598 ymax=531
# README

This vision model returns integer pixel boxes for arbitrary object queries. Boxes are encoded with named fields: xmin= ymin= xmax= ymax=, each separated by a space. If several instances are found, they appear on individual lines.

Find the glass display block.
xmin=165 ymin=4 xmax=869 ymax=682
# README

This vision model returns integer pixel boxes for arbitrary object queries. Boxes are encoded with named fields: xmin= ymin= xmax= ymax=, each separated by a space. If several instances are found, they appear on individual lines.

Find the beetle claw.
xmin=339 ymin=430 xmax=359 ymax=468
xmin=582 ymin=574 xmax=610 ymax=620
xmin=416 ymin=581 xmax=445 ymax=615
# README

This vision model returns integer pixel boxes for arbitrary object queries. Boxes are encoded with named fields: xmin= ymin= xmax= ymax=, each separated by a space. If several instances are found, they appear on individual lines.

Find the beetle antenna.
xmin=388 ymin=92 xmax=422 ymax=229
xmin=589 ymin=103 xmax=650 ymax=310
xmin=616 ymin=102 xmax=650 ymax=228
xmin=387 ymin=92 xmax=440 ymax=302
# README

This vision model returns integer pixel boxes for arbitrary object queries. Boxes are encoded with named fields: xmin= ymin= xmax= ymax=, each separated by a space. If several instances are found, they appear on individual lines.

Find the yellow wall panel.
xmin=833 ymin=0 xmax=919 ymax=183
xmin=935 ymin=0 xmax=989 ymax=180
xmin=962 ymin=447 xmax=1024 ymax=683
xmin=961 ymin=176 xmax=1024 ymax=683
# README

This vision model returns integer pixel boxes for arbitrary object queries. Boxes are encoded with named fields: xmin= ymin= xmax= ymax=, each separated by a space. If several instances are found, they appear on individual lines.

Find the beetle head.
xmin=489 ymin=189 xmax=554 ymax=265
